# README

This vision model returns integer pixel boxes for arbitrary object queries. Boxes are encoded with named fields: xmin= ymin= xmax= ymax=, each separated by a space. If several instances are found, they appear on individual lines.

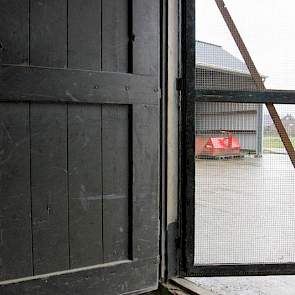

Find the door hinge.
xmin=176 ymin=77 xmax=183 ymax=91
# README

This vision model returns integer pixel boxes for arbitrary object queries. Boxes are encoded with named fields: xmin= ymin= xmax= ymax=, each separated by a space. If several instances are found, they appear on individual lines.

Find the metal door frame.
xmin=181 ymin=0 xmax=295 ymax=277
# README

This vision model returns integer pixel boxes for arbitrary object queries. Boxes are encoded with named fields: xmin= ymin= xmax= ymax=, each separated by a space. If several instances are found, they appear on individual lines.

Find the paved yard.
xmin=188 ymin=276 xmax=295 ymax=295
xmin=189 ymin=154 xmax=295 ymax=294
xmin=195 ymin=154 xmax=295 ymax=265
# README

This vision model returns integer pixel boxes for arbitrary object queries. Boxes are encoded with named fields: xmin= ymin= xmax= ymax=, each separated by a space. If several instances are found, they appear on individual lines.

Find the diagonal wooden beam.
xmin=215 ymin=0 xmax=295 ymax=168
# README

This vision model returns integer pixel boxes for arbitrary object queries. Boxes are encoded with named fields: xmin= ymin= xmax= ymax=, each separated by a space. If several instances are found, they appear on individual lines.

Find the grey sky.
xmin=196 ymin=0 xmax=295 ymax=115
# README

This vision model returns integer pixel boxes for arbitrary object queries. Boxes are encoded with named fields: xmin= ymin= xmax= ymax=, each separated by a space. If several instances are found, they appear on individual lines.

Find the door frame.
xmin=180 ymin=0 xmax=295 ymax=277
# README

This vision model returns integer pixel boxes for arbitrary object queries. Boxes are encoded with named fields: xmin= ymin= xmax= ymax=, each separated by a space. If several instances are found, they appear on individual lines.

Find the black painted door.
xmin=0 ymin=1 xmax=159 ymax=294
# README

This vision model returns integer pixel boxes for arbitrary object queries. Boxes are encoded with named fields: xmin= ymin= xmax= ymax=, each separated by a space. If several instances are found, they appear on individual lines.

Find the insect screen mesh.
xmin=195 ymin=102 xmax=295 ymax=265
xmin=194 ymin=0 xmax=295 ymax=265
xmin=196 ymin=0 xmax=295 ymax=91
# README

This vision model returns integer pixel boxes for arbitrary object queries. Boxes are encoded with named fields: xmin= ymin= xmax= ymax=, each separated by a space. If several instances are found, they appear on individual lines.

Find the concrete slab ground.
xmin=188 ymin=276 xmax=295 ymax=295
xmin=189 ymin=153 xmax=295 ymax=294
xmin=195 ymin=154 xmax=295 ymax=265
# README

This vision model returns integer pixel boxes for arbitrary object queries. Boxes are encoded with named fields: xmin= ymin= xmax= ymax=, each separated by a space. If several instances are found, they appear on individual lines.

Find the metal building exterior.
xmin=195 ymin=41 xmax=264 ymax=155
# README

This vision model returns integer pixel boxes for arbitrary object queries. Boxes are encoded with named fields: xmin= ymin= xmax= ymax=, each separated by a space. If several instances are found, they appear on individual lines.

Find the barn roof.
xmin=196 ymin=40 xmax=251 ymax=75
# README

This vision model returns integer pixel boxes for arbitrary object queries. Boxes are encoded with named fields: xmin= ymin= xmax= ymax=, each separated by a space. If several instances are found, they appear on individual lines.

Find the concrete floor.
xmin=195 ymin=154 xmax=295 ymax=265
xmin=188 ymin=276 xmax=295 ymax=295
xmin=190 ymin=154 xmax=295 ymax=294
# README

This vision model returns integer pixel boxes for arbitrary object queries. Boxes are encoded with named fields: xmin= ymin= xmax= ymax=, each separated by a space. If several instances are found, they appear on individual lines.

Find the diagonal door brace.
xmin=215 ymin=0 xmax=295 ymax=168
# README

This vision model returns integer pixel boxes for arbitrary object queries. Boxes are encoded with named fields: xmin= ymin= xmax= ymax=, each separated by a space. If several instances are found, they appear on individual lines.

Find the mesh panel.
xmin=195 ymin=103 xmax=295 ymax=265
xmin=196 ymin=0 xmax=295 ymax=91
xmin=194 ymin=0 xmax=295 ymax=266
xmin=196 ymin=66 xmax=257 ymax=91
xmin=196 ymin=42 xmax=258 ymax=91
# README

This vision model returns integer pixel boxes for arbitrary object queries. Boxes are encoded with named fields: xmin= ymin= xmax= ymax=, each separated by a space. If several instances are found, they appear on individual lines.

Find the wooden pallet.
xmin=196 ymin=154 xmax=245 ymax=160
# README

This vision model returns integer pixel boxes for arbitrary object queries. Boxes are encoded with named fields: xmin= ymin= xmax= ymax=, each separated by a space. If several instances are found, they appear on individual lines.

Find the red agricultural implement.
xmin=195 ymin=131 xmax=241 ymax=158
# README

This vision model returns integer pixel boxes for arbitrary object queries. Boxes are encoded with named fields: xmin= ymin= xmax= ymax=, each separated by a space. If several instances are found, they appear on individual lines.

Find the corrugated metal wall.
xmin=196 ymin=67 xmax=263 ymax=154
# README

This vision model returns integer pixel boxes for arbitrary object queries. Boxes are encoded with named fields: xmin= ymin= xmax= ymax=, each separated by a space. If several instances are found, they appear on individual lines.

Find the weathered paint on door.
xmin=0 ymin=1 xmax=159 ymax=294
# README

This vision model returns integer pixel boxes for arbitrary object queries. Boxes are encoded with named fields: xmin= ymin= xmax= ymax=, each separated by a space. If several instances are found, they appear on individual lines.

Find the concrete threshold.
xmin=186 ymin=276 xmax=295 ymax=295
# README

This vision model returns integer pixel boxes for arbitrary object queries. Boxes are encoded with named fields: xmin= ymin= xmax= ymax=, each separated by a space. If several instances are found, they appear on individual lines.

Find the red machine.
xmin=195 ymin=131 xmax=241 ymax=157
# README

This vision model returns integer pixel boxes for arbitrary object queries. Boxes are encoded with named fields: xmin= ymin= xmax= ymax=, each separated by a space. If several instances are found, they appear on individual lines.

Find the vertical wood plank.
xmin=102 ymin=0 xmax=129 ymax=72
xmin=0 ymin=103 xmax=32 ymax=281
xmin=133 ymin=0 xmax=159 ymax=75
xmin=68 ymin=104 xmax=103 ymax=268
xmin=133 ymin=105 xmax=159 ymax=259
xmin=31 ymin=103 xmax=69 ymax=275
xmin=102 ymin=105 xmax=130 ymax=262
xmin=0 ymin=0 xmax=29 ymax=64
xmin=68 ymin=0 xmax=101 ymax=70
xmin=30 ymin=0 xmax=67 ymax=67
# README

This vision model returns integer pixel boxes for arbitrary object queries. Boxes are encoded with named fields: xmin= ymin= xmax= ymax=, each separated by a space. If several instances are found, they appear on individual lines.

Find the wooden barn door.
xmin=0 ymin=1 xmax=159 ymax=294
